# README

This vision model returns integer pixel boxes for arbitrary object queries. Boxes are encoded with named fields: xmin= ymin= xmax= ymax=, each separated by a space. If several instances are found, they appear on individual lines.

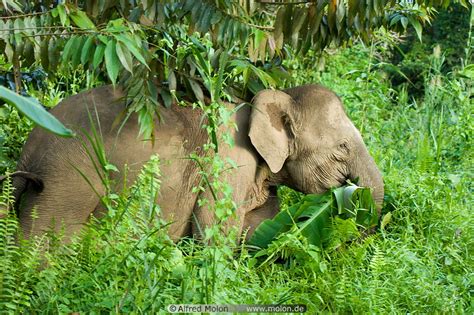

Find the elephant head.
xmin=248 ymin=84 xmax=384 ymax=208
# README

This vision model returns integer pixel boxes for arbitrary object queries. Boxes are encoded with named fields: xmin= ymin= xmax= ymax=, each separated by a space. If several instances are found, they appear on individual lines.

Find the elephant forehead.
xmin=305 ymin=102 xmax=347 ymax=127
xmin=299 ymin=122 xmax=352 ymax=151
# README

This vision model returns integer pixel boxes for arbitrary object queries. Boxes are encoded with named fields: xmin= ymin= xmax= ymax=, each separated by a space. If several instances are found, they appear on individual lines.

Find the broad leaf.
xmin=92 ymin=44 xmax=105 ymax=70
xmin=249 ymin=184 xmax=378 ymax=250
xmin=410 ymin=19 xmax=423 ymax=42
xmin=0 ymin=86 xmax=74 ymax=137
xmin=70 ymin=10 xmax=96 ymax=30
xmin=116 ymin=41 xmax=134 ymax=73
xmin=113 ymin=34 xmax=149 ymax=68
xmin=81 ymin=36 xmax=95 ymax=65
xmin=105 ymin=40 xmax=121 ymax=85
xmin=57 ymin=4 xmax=69 ymax=27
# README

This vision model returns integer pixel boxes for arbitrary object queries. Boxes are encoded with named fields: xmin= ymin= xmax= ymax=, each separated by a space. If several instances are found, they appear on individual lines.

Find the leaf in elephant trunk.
xmin=248 ymin=184 xmax=378 ymax=253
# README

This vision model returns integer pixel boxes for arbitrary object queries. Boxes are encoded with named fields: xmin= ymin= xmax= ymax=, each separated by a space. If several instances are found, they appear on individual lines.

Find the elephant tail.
xmin=0 ymin=171 xmax=44 ymax=216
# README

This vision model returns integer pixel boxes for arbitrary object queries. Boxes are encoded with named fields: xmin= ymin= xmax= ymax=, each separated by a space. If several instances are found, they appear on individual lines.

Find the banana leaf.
xmin=248 ymin=184 xmax=378 ymax=249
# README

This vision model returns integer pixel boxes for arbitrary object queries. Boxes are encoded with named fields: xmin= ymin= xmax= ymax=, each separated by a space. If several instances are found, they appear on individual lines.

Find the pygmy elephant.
xmin=3 ymin=84 xmax=384 ymax=241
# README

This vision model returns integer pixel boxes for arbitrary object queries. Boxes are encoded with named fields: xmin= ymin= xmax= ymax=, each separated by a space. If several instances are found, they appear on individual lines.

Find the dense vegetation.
xmin=1 ymin=2 xmax=473 ymax=314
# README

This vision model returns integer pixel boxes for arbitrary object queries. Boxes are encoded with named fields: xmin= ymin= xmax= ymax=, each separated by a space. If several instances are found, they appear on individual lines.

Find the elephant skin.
xmin=2 ymin=84 xmax=384 ymax=242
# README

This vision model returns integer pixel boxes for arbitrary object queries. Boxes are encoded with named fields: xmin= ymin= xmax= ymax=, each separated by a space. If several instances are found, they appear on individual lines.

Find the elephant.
xmin=1 ymin=84 xmax=384 ymax=242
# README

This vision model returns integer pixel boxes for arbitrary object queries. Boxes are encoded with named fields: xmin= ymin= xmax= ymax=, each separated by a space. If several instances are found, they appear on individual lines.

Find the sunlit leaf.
xmin=70 ymin=10 xmax=96 ymax=30
xmin=113 ymin=34 xmax=149 ymax=68
xmin=57 ymin=4 xmax=69 ymax=27
xmin=411 ymin=19 xmax=423 ymax=42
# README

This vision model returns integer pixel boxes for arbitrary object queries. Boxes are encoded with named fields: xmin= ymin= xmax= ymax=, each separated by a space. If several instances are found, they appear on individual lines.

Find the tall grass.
xmin=0 ymin=41 xmax=472 ymax=312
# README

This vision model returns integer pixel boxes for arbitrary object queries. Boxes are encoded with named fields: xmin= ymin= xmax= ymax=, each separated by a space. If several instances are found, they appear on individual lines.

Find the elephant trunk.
xmin=349 ymin=145 xmax=384 ymax=213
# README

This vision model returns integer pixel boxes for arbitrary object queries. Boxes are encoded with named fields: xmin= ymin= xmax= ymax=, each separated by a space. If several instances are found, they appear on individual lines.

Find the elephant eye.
xmin=337 ymin=141 xmax=350 ymax=153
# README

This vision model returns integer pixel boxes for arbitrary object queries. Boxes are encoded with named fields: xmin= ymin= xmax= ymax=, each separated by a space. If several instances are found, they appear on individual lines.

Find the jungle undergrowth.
xmin=0 ymin=35 xmax=473 ymax=312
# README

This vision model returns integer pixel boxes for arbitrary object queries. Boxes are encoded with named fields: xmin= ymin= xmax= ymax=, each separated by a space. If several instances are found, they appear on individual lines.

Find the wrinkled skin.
xmin=4 ymin=84 xmax=383 ymax=242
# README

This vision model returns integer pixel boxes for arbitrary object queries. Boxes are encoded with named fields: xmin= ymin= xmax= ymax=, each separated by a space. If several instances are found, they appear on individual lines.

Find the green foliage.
xmin=0 ymin=86 xmax=74 ymax=137
xmin=389 ymin=4 xmax=472 ymax=95
xmin=0 ymin=177 xmax=41 ymax=313
xmin=249 ymin=184 xmax=377 ymax=250
xmin=0 ymin=12 xmax=472 ymax=312
xmin=0 ymin=103 xmax=31 ymax=174
xmin=186 ymin=54 xmax=242 ymax=243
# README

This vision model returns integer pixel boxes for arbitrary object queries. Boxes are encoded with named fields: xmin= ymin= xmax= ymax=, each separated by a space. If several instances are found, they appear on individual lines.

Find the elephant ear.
xmin=249 ymin=90 xmax=293 ymax=173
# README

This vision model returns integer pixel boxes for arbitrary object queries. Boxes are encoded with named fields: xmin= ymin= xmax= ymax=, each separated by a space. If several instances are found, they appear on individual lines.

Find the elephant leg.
xmin=191 ymin=166 xmax=260 ymax=240
xmin=191 ymin=189 xmax=247 ymax=240
xmin=242 ymin=186 xmax=279 ymax=242
xmin=18 ymin=168 xmax=104 ymax=242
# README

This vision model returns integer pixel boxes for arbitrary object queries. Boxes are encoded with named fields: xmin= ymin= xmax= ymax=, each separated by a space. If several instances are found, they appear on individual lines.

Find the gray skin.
xmin=3 ymin=84 xmax=383 ymax=242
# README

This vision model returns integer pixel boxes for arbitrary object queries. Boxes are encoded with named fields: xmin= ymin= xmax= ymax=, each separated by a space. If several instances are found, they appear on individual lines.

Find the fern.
xmin=416 ymin=131 xmax=435 ymax=174
xmin=369 ymin=245 xmax=386 ymax=276
xmin=0 ymin=175 xmax=41 ymax=313
xmin=0 ymin=174 xmax=15 ymax=216
xmin=334 ymin=268 xmax=348 ymax=310
xmin=367 ymin=245 xmax=386 ymax=310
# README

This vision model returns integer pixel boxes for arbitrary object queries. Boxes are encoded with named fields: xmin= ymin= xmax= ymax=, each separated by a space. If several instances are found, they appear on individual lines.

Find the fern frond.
xmin=369 ymin=245 xmax=386 ymax=276
xmin=416 ymin=132 xmax=435 ymax=174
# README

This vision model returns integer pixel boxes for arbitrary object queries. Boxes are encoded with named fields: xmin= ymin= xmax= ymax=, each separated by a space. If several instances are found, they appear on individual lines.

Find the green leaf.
xmin=249 ymin=194 xmax=331 ymax=249
xmin=249 ymin=184 xmax=378 ymax=252
xmin=334 ymin=185 xmax=377 ymax=227
xmin=70 ymin=10 xmax=96 ymax=30
xmin=71 ymin=37 xmax=85 ymax=67
xmin=81 ymin=36 xmax=95 ymax=65
xmin=381 ymin=212 xmax=392 ymax=231
xmin=188 ymin=78 xmax=204 ymax=103
xmin=114 ymin=34 xmax=149 ymax=68
xmin=168 ymin=71 xmax=177 ymax=91
xmin=410 ymin=19 xmax=423 ymax=42
xmin=0 ymin=86 xmax=74 ymax=137
xmin=2 ymin=0 xmax=22 ymax=12
xmin=296 ymin=200 xmax=333 ymax=247
xmin=104 ymin=40 xmax=121 ymax=85
xmin=138 ymin=105 xmax=154 ymax=139
xmin=57 ymin=4 xmax=69 ymax=26
xmin=159 ymin=88 xmax=172 ymax=108
xmin=458 ymin=64 xmax=474 ymax=79
xmin=62 ymin=36 xmax=81 ymax=63
xmin=116 ymin=41 xmax=134 ymax=73
xmin=401 ymin=16 xmax=408 ymax=29
xmin=217 ymin=16 xmax=230 ymax=43
xmin=92 ymin=44 xmax=105 ymax=69
xmin=13 ymin=18 xmax=24 ymax=44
